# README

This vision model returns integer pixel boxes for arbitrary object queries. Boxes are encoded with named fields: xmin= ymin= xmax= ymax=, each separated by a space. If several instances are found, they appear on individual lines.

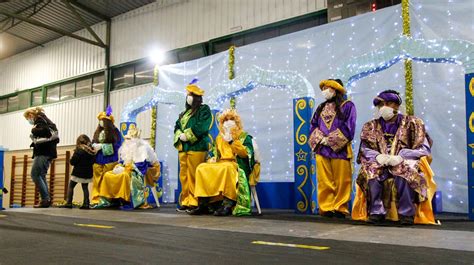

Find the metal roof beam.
xmin=0 ymin=8 xmax=106 ymax=48
xmin=6 ymin=32 xmax=45 ymax=47
xmin=69 ymin=0 xmax=110 ymax=21
xmin=0 ymin=0 xmax=51 ymax=33
xmin=62 ymin=0 xmax=105 ymax=47
xmin=0 ymin=1 xmax=45 ymax=25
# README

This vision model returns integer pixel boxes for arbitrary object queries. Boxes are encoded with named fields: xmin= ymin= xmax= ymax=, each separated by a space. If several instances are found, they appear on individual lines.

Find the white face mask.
xmin=322 ymin=89 xmax=335 ymax=100
xmin=99 ymin=120 xmax=104 ymax=127
xmin=186 ymin=95 xmax=193 ymax=106
xmin=374 ymin=107 xmax=381 ymax=119
xmin=223 ymin=120 xmax=236 ymax=130
xmin=379 ymin=106 xmax=397 ymax=121
xmin=27 ymin=119 xmax=34 ymax=125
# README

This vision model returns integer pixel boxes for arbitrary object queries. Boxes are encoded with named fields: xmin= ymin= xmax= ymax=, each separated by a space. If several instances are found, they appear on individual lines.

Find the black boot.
xmin=188 ymin=198 xmax=209 ymax=215
xmin=80 ymin=200 xmax=89 ymax=209
xmin=333 ymin=211 xmax=346 ymax=219
xmin=214 ymin=198 xmax=234 ymax=216
xmin=34 ymin=199 xmax=51 ymax=208
xmin=208 ymin=200 xmax=223 ymax=215
xmin=213 ymin=205 xmax=232 ymax=216
xmin=399 ymin=215 xmax=414 ymax=225
xmin=321 ymin=211 xmax=334 ymax=218
xmin=368 ymin=214 xmax=385 ymax=224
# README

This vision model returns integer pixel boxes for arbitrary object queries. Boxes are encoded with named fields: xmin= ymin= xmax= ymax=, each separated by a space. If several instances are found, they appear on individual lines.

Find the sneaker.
xmin=80 ymin=204 xmax=90 ymax=210
xmin=368 ymin=214 xmax=384 ymax=224
xmin=333 ymin=211 xmax=346 ymax=219
xmin=399 ymin=215 xmax=414 ymax=226
xmin=213 ymin=206 xmax=232 ymax=216
xmin=176 ymin=205 xmax=189 ymax=213
xmin=34 ymin=199 xmax=51 ymax=208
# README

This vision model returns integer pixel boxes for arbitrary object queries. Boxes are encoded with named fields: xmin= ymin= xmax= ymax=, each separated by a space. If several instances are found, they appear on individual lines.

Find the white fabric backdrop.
xmin=409 ymin=0 xmax=474 ymax=213
xmin=155 ymin=52 xmax=228 ymax=202
xmin=154 ymin=6 xmax=403 ymax=203
xmin=234 ymin=6 xmax=403 ymax=185
xmin=153 ymin=2 xmax=472 ymax=213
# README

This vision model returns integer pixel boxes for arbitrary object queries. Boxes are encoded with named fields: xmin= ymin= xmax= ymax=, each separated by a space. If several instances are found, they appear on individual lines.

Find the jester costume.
xmin=309 ymin=79 xmax=356 ymax=217
xmin=352 ymin=90 xmax=437 ymax=224
xmin=174 ymin=80 xmax=212 ymax=209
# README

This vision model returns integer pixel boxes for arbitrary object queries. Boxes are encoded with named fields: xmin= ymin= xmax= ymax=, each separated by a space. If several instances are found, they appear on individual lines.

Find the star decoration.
xmin=295 ymin=148 xmax=308 ymax=162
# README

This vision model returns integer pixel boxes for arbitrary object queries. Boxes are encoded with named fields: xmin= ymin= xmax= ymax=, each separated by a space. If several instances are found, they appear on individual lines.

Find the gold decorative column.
xmin=228 ymin=46 xmax=236 ymax=107
xmin=150 ymin=64 xmax=159 ymax=148
xmin=402 ymin=0 xmax=414 ymax=115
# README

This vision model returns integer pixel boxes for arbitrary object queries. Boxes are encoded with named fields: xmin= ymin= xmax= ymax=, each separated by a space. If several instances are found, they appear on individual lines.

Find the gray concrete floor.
xmin=3 ymin=210 xmax=474 ymax=265
xmin=4 ymin=205 xmax=474 ymax=253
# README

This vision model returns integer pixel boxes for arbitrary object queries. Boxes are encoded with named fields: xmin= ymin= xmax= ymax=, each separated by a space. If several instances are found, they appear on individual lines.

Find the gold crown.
xmin=218 ymin=108 xmax=241 ymax=125
xmin=124 ymin=126 xmax=141 ymax=139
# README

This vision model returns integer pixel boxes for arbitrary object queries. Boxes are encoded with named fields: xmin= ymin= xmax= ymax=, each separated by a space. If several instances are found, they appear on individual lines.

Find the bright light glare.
xmin=149 ymin=48 xmax=165 ymax=64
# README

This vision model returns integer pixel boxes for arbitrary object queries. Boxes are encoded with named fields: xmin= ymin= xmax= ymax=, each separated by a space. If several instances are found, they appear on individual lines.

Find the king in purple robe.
xmin=309 ymin=79 xmax=357 ymax=218
xmin=353 ymin=90 xmax=436 ymax=225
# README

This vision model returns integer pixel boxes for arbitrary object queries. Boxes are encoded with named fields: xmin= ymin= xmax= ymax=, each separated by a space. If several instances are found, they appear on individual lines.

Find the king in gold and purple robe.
xmin=352 ymin=90 xmax=437 ymax=225
xmin=309 ymin=79 xmax=357 ymax=217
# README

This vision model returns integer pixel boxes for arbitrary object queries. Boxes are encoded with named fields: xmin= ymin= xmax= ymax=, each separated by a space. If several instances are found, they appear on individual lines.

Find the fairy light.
xmin=118 ymin=2 xmax=472 ymax=208
xmin=406 ymin=0 xmax=472 ymax=213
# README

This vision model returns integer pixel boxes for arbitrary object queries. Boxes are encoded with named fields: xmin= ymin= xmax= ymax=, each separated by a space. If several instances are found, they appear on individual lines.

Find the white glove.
xmin=223 ymin=132 xmax=232 ymax=142
xmin=179 ymin=133 xmax=188 ymax=142
xmin=376 ymin=154 xmax=391 ymax=166
xmin=92 ymin=143 xmax=102 ymax=151
xmin=320 ymin=137 xmax=329 ymax=146
xmin=387 ymin=155 xmax=404 ymax=166
xmin=112 ymin=165 xmax=125 ymax=174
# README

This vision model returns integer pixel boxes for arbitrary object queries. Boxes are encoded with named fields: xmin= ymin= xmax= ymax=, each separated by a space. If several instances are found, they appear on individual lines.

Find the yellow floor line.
xmin=0 ymin=214 xmax=7 ymax=218
xmin=74 ymin=223 xmax=115 ymax=229
xmin=252 ymin=241 xmax=330 ymax=250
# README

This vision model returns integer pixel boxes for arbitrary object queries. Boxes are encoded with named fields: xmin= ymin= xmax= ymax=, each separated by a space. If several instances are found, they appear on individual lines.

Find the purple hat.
xmin=373 ymin=90 xmax=402 ymax=106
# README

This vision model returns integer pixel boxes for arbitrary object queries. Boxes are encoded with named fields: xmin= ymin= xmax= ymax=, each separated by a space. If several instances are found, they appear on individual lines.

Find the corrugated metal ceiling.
xmin=0 ymin=0 xmax=155 ymax=60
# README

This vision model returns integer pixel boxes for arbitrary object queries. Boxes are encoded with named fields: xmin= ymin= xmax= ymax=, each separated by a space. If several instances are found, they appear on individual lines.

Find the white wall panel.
xmin=1 ymin=0 xmax=327 ymax=151
xmin=0 ymin=94 xmax=103 ymax=150
xmin=109 ymin=83 xmax=154 ymax=139
xmin=0 ymin=22 xmax=106 ymax=96
xmin=111 ymin=0 xmax=326 ymax=66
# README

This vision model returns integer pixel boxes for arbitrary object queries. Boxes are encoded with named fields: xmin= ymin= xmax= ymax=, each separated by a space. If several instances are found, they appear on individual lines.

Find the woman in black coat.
xmin=24 ymin=107 xmax=59 ymax=208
